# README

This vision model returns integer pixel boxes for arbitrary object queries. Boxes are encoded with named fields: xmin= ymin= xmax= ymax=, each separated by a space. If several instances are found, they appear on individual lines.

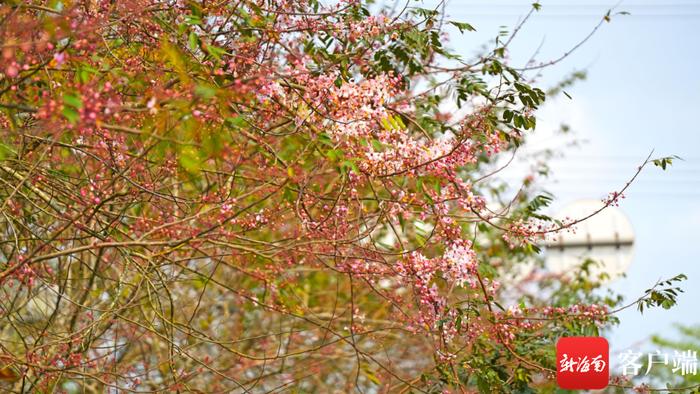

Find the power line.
xmin=445 ymin=3 xmax=700 ymax=17
xmin=446 ymin=2 xmax=700 ymax=7
xmin=445 ymin=13 xmax=700 ymax=18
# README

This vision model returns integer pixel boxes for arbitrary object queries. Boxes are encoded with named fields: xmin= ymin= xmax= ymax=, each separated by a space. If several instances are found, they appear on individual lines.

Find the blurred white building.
xmin=545 ymin=199 xmax=635 ymax=281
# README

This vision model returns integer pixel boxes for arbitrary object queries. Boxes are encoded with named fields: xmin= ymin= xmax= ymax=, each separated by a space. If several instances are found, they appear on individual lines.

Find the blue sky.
xmin=430 ymin=0 xmax=700 ymax=355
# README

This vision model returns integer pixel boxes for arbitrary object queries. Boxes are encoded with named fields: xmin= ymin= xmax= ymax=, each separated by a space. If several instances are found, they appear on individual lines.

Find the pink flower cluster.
xmin=394 ymin=240 xmax=484 ymax=336
xmin=502 ymin=219 xmax=547 ymax=249
xmin=441 ymin=240 xmax=479 ymax=288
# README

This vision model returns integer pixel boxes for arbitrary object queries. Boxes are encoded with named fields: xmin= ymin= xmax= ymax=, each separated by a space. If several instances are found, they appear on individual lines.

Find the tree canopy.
xmin=0 ymin=1 xmax=687 ymax=392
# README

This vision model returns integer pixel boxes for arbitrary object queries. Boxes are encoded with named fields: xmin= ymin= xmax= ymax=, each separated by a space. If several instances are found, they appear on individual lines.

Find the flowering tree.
xmin=0 ymin=1 xmax=686 ymax=392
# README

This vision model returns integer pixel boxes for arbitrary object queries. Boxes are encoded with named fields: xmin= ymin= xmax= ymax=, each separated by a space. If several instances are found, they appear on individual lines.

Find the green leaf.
xmin=652 ymin=155 xmax=682 ymax=171
xmin=225 ymin=116 xmax=245 ymax=128
xmin=204 ymin=44 xmax=227 ymax=61
xmin=62 ymin=107 xmax=79 ymax=124
xmin=188 ymin=31 xmax=199 ymax=51
xmin=341 ymin=159 xmax=358 ymax=174
xmin=184 ymin=14 xmax=202 ymax=26
xmin=502 ymin=109 xmax=513 ymax=123
xmin=0 ymin=142 xmax=14 ymax=160
xmin=316 ymin=132 xmax=334 ymax=147
xmin=195 ymin=84 xmax=217 ymax=99
xmin=179 ymin=146 xmax=202 ymax=173
xmin=63 ymin=93 xmax=83 ymax=109
xmin=449 ymin=21 xmax=476 ymax=33
xmin=325 ymin=149 xmax=342 ymax=161
xmin=362 ymin=366 xmax=381 ymax=385
xmin=380 ymin=117 xmax=392 ymax=131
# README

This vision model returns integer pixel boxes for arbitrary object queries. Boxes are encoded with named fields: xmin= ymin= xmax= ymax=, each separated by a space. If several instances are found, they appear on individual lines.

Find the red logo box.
xmin=556 ymin=336 xmax=609 ymax=390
